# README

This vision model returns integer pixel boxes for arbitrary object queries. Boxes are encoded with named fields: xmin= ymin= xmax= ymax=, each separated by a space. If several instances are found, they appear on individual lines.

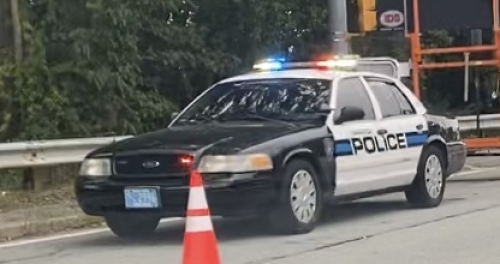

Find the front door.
xmin=326 ymin=76 xmax=382 ymax=196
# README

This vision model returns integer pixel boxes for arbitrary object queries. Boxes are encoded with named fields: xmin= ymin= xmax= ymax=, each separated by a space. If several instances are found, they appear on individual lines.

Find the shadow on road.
xmin=74 ymin=197 xmax=464 ymax=248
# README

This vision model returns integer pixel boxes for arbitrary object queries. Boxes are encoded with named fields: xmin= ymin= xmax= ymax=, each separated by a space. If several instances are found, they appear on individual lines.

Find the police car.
xmin=75 ymin=56 xmax=466 ymax=237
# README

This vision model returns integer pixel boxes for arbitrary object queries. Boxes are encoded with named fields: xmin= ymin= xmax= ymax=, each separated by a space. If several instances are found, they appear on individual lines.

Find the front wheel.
xmin=105 ymin=213 xmax=160 ymax=238
xmin=405 ymin=145 xmax=446 ymax=208
xmin=268 ymin=159 xmax=323 ymax=235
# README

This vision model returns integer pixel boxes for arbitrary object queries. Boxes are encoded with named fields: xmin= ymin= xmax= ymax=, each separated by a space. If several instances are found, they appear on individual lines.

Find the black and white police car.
xmin=75 ymin=56 xmax=466 ymax=237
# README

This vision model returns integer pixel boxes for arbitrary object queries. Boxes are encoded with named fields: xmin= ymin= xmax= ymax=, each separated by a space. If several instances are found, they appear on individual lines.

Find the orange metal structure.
xmin=408 ymin=0 xmax=500 ymax=152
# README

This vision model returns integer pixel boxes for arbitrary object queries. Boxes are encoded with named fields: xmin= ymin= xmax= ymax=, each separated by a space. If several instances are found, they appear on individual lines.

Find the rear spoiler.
xmin=356 ymin=57 xmax=410 ymax=79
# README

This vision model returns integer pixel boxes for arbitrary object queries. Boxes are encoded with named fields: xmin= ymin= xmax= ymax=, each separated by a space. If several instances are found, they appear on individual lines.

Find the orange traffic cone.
xmin=182 ymin=170 xmax=221 ymax=264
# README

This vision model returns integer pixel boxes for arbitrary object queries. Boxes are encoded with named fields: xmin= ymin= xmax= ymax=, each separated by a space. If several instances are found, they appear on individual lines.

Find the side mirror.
xmin=334 ymin=106 xmax=365 ymax=124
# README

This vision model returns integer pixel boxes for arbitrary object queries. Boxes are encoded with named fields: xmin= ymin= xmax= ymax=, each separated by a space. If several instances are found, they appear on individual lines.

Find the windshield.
xmin=172 ymin=78 xmax=332 ymax=125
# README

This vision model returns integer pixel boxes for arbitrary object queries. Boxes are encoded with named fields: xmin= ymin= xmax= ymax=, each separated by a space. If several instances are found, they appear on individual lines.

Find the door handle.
xmin=377 ymin=129 xmax=388 ymax=135
xmin=352 ymin=129 xmax=372 ymax=135
xmin=416 ymin=124 xmax=424 ymax=130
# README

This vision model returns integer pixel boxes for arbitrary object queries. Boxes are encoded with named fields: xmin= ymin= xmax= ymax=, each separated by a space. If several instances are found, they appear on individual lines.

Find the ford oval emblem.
xmin=142 ymin=160 xmax=160 ymax=169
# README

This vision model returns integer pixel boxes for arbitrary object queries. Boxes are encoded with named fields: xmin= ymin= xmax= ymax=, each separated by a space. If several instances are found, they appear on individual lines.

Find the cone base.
xmin=182 ymin=231 xmax=221 ymax=264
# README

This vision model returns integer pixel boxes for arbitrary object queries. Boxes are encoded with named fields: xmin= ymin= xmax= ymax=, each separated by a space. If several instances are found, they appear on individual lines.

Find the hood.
xmin=92 ymin=123 xmax=308 ymax=156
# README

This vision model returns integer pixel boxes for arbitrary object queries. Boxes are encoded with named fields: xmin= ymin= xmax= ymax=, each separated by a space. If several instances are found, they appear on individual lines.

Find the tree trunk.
xmin=0 ymin=0 xmax=13 ymax=49
xmin=10 ymin=0 xmax=22 ymax=64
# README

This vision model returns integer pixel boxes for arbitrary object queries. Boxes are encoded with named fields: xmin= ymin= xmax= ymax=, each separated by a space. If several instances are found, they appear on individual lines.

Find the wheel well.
xmin=427 ymin=140 xmax=448 ymax=168
xmin=285 ymin=152 xmax=328 ymax=191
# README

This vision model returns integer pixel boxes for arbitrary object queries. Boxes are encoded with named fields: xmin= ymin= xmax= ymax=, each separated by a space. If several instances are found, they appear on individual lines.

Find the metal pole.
xmin=464 ymin=52 xmax=470 ymax=102
xmin=471 ymin=29 xmax=483 ymax=137
xmin=475 ymin=75 xmax=482 ymax=137
xmin=328 ymin=0 xmax=350 ymax=55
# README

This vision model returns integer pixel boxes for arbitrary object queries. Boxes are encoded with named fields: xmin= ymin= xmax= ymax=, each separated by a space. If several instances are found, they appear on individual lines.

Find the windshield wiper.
xmin=224 ymin=112 xmax=297 ymax=127
xmin=176 ymin=115 xmax=221 ymax=125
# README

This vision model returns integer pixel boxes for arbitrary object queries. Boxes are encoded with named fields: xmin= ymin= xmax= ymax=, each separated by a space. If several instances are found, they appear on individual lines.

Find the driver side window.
xmin=336 ymin=78 xmax=375 ymax=120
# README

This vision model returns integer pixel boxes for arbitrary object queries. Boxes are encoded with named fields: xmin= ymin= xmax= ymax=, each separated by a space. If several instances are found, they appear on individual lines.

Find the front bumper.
xmin=75 ymin=172 xmax=279 ymax=217
xmin=446 ymin=142 xmax=467 ymax=177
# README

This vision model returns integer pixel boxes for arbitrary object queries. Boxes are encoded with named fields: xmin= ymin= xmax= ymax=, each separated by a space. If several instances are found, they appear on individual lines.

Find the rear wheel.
xmin=405 ymin=145 xmax=446 ymax=208
xmin=268 ymin=159 xmax=323 ymax=234
xmin=105 ymin=213 xmax=160 ymax=238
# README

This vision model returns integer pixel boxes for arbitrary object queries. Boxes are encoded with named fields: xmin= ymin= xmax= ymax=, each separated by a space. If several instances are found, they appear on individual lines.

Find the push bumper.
xmin=446 ymin=142 xmax=467 ymax=177
xmin=75 ymin=172 xmax=279 ymax=217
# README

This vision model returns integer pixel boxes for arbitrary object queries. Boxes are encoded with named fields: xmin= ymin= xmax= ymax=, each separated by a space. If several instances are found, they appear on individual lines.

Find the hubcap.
xmin=424 ymin=154 xmax=443 ymax=199
xmin=290 ymin=169 xmax=317 ymax=223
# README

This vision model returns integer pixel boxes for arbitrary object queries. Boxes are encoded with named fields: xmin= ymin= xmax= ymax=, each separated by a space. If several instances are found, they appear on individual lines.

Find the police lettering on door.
xmin=334 ymin=132 xmax=427 ymax=156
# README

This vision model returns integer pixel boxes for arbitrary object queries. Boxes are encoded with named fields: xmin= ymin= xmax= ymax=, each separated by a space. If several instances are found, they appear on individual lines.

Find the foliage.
xmin=0 ymin=0 xmax=497 ymax=144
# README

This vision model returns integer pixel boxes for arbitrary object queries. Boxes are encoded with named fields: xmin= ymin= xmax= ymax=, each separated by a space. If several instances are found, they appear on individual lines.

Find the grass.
xmin=0 ymin=165 xmax=106 ymax=241
xmin=0 ymin=169 xmax=24 ymax=191
xmin=0 ymin=184 xmax=76 ymax=212
xmin=1 ymin=213 xmax=105 ymax=242
xmin=0 ymin=183 xmax=105 ymax=242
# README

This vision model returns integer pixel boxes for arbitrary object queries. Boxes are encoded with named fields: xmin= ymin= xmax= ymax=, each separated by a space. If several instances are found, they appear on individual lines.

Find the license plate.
xmin=124 ymin=187 xmax=161 ymax=209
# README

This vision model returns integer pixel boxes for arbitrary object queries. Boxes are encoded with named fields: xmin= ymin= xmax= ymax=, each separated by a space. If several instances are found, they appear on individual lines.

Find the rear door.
xmin=327 ymin=76 xmax=383 ymax=196
xmin=362 ymin=76 xmax=429 ymax=186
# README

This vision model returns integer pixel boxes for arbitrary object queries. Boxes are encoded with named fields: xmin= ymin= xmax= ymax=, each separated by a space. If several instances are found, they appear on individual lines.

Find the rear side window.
xmin=365 ymin=78 xmax=415 ymax=118
xmin=336 ymin=77 xmax=375 ymax=120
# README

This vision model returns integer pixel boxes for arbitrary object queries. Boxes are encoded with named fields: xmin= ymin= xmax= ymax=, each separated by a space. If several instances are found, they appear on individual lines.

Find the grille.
xmin=113 ymin=154 xmax=187 ymax=176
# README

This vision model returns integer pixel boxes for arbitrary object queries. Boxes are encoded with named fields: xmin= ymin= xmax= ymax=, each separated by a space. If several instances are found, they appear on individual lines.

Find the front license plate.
xmin=124 ymin=187 xmax=161 ymax=209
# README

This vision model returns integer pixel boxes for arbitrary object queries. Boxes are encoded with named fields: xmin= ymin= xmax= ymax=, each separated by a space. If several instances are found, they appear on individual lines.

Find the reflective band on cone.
xmin=186 ymin=215 xmax=213 ymax=233
xmin=187 ymin=186 xmax=209 ymax=210
xmin=182 ymin=170 xmax=221 ymax=264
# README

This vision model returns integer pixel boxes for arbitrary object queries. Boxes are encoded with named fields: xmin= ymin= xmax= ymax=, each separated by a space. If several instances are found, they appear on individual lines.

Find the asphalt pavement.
xmin=1 ymin=165 xmax=500 ymax=264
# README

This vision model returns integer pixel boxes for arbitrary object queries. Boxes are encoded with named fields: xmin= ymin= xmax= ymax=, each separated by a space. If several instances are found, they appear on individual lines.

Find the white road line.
xmin=463 ymin=164 xmax=481 ymax=170
xmin=449 ymin=167 xmax=500 ymax=179
xmin=0 ymin=218 xmax=183 ymax=249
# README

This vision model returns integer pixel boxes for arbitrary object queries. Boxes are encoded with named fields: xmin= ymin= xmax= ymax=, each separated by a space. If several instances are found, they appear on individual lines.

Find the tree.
xmin=0 ymin=0 xmax=485 ymax=144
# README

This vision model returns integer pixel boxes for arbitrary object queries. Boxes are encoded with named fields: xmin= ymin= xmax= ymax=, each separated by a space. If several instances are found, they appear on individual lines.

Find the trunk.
xmin=0 ymin=0 xmax=13 ymax=49
xmin=10 ymin=0 xmax=22 ymax=64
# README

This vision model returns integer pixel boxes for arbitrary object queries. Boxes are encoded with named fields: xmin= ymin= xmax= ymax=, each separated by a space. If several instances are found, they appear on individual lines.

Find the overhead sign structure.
xmin=347 ymin=0 xmax=496 ymax=33
xmin=414 ymin=0 xmax=493 ymax=32
xmin=346 ymin=0 xmax=408 ymax=33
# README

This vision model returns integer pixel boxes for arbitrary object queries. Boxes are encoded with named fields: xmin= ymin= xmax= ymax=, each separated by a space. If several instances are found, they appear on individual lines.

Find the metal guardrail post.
xmin=32 ymin=166 xmax=52 ymax=192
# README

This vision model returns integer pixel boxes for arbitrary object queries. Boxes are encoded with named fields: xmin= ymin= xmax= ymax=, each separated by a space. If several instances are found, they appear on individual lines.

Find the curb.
xmin=0 ymin=214 xmax=104 ymax=242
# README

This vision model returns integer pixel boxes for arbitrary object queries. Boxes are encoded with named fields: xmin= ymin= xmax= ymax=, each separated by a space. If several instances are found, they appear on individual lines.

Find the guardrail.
xmin=456 ymin=114 xmax=500 ymax=131
xmin=0 ymin=136 xmax=132 ymax=169
xmin=0 ymin=114 xmax=497 ymax=171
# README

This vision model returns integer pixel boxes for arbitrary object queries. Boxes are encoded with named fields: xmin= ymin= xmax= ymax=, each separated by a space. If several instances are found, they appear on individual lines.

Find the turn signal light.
xmin=179 ymin=155 xmax=194 ymax=167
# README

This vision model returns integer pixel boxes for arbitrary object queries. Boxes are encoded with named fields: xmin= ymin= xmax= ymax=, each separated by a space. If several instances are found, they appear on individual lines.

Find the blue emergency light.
xmin=252 ymin=58 xmax=286 ymax=71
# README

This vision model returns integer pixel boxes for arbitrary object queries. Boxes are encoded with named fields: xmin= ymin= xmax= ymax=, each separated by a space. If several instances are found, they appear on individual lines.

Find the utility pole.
xmin=328 ymin=0 xmax=351 ymax=55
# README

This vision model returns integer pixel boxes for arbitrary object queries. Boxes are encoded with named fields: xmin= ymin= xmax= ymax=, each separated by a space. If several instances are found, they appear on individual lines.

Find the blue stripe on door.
xmin=334 ymin=139 xmax=353 ymax=156
xmin=405 ymin=131 xmax=429 ymax=147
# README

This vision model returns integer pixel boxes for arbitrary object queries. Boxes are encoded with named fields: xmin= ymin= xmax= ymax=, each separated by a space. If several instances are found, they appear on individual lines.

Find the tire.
xmin=268 ymin=159 xmax=323 ymax=235
xmin=405 ymin=145 xmax=446 ymax=208
xmin=105 ymin=213 xmax=160 ymax=238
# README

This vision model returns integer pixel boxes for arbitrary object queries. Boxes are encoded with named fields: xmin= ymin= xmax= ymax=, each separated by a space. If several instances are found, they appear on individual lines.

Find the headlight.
xmin=197 ymin=154 xmax=273 ymax=173
xmin=79 ymin=158 xmax=112 ymax=176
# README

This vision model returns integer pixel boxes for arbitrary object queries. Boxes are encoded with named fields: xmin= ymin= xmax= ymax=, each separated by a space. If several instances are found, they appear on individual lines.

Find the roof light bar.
xmin=252 ymin=55 xmax=361 ymax=72
xmin=252 ymin=58 xmax=286 ymax=71
xmin=253 ymin=61 xmax=283 ymax=71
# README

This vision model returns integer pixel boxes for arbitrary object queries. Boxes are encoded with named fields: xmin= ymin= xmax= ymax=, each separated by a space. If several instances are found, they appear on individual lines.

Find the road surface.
xmin=1 ymin=166 xmax=500 ymax=264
